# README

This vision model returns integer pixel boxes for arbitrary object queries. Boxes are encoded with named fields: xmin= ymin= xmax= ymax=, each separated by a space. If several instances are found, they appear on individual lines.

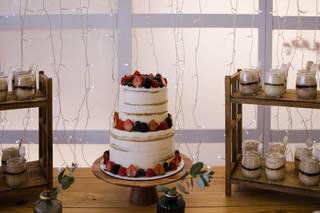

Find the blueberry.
xmin=111 ymin=164 xmax=121 ymax=174
xmin=136 ymin=168 xmax=146 ymax=177
xmin=163 ymin=162 xmax=170 ymax=172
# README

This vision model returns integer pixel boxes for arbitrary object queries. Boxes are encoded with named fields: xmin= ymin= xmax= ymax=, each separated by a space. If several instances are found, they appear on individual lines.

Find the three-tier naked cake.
xmin=102 ymin=70 xmax=182 ymax=179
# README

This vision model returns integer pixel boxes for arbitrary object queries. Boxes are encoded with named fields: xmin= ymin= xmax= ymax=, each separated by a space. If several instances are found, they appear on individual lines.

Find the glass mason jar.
xmin=314 ymin=143 xmax=320 ymax=161
xmin=266 ymin=142 xmax=286 ymax=155
xmin=0 ymin=75 xmax=8 ymax=101
xmin=14 ymin=73 xmax=36 ymax=100
xmin=294 ymin=145 xmax=312 ymax=172
xmin=34 ymin=191 xmax=62 ymax=213
xmin=298 ymin=156 xmax=320 ymax=186
xmin=6 ymin=157 xmax=27 ymax=188
xmin=241 ymin=151 xmax=261 ymax=179
xmin=264 ymin=71 xmax=285 ymax=98
xmin=265 ymin=153 xmax=286 ymax=181
xmin=157 ymin=192 xmax=185 ymax=213
xmin=239 ymin=69 xmax=260 ymax=96
xmin=296 ymin=71 xmax=317 ymax=99
xmin=1 ymin=147 xmax=19 ymax=174
xmin=242 ymin=139 xmax=261 ymax=154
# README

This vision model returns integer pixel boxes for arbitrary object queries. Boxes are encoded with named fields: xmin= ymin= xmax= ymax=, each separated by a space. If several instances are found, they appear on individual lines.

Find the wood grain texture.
xmin=0 ymin=167 xmax=319 ymax=212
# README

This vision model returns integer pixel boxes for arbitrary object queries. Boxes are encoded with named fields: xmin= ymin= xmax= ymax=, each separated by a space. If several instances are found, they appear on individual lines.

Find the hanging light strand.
xmin=228 ymin=0 xmax=238 ymax=74
xmin=148 ymin=0 xmax=159 ymax=73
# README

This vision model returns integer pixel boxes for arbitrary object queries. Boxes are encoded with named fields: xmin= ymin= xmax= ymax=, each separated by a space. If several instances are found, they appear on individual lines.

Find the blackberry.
xmin=125 ymin=81 xmax=133 ymax=87
xmin=144 ymin=78 xmax=152 ymax=89
xmin=111 ymin=164 xmax=121 ymax=174
xmin=136 ymin=168 xmax=146 ymax=177
xmin=135 ymin=121 xmax=141 ymax=131
xmin=138 ymin=122 xmax=148 ymax=132
xmin=165 ymin=117 xmax=172 ymax=128
xmin=175 ymin=150 xmax=180 ymax=155
xmin=163 ymin=162 xmax=170 ymax=172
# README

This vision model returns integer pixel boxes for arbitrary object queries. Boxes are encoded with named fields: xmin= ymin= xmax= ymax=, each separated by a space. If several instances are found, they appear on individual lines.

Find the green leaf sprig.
xmin=157 ymin=162 xmax=214 ymax=197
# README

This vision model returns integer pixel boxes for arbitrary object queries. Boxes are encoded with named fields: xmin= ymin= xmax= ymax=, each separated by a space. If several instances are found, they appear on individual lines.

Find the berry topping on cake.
xmin=169 ymin=160 xmax=178 ymax=171
xmin=165 ymin=116 xmax=173 ymax=128
xmin=133 ymin=70 xmax=141 ymax=77
xmin=163 ymin=162 xmax=170 ymax=172
xmin=106 ymin=161 xmax=115 ymax=172
xmin=132 ymin=75 xmax=144 ymax=88
xmin=103 ymin=150 xmax=109 ymax=163
xmin=111 ymin=164 xmax=121 ymax=174
xmin=161 ymin=76 xmax=167 ymax=87
xmin=123 ymin=119 xmax=134 ymax=131
xmin=175 ymin=150 xmax=180 ymax=155
xmin=148 ymin=120 xmax=159 ymax=131
xmin=174 ymin=154 xmax=182 ymax=164
xmin=136 ymin=121 xmax=148 ymax=132
xmin=121 ymin=75 xmax=133 ymax=86
xmin=136 ymin=168 xmax=146 ymax=177
xmin=151 ymin=79 xmax=159 ymax=88
xmin=127 ymin=164 xmax=138 ymax=177
xmin=143 ymin=77 xmax=152 ymax=89
xmin=145 ymin=168 xmax=155 ymax=177
xmin=159 ymin=121 xmax=169 ymax=130
xmin=154 ymin=163 xmax=165 ymax=176
xmin=120 ymin=70 xmax=167 ymax=88
xmin=118 ymin=166 xmax=127 ymax=176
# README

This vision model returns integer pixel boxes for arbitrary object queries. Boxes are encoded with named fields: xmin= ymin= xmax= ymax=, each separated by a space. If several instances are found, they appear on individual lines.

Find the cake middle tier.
xmin=109 ymin=127 xmax=175 ymax=169
xmin=119 ymin=85 xmax=168 ymax=123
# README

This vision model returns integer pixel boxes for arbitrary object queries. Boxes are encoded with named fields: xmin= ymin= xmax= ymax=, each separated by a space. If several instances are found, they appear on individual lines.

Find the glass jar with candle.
xmin=265 ymin=153 xmax=286 ymax=181
xmin=6 ymin=157 xmax=27 ymax=188
xmin=264 ymin=71 xmax=285 ymax=98
xmin=14 ymin=73 xmax=36 ymax=100
xmin=241 ymin=151 xmax=261 ymax=179
xmin=0 ymin=75 xmax=8 ymax=101
xmin=296 ymin=71 xmax=317 ymax=99
xmin=239 ymin=69 xmax=260 ymax=96
xmin=294 ymin=145 xmax=312 ymax=172
xmin=298 ymin=156 xmax=320 ymax=186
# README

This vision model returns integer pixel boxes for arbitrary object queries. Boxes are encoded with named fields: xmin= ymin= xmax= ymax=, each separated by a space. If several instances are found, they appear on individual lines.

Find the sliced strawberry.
xmin=160 ymin=76 xmax=167 ymax=86
xmin=118 ymin=166 xmax=127 ymax=176
xmin=154 ymin=163 xmax=165 ymax=176
xmin=174 ymin=154 xmax=181 ymax=164
xmin=133 ymin=70 xmax=141 ymax=77
xmin=123 ymin=119 xmax=134 ymax=131
xmin=169 ymin=160 xmax=177 ymax=171
xmin=116 ymin=119 xmax=124 ymax=130
xmin=127 ymin=164 xmax=138 ymax=177
xmin=145 ymin=168 xmax=155 ymax=177
xmin=148 ymin=120 xmax=159 ymax=131
xmin=103 ymin=150 xmax=109 ymax=162
xmin=121 ymin=76 xmax=127 ymax=85
xmin=151 ymin=80 xmax=159 ymax=88
xmin=132 ymin=75 xmax=144 ymax=88
xmin=159 ymin=121 xmax=169 ymax=130
xmin=106 ymin=161 xmax=115 ymax=172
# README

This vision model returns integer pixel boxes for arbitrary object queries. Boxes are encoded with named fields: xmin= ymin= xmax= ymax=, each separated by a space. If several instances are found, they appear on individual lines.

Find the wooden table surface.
xmin=0 ymin=167 xmax=319 ymax=213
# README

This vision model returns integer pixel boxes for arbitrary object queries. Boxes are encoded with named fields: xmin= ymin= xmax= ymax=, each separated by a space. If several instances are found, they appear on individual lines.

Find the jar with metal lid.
xmin=0 ymin=75 xmax=8 ymax=101
xmin=14 ymin=73 xmax=36 ymax=100
xmin=294 ymin=145 xmax=312 ymax=172
xmin=298 ymin=156 xmax=320 ymax=186
xmin=264 ymin=71 xmax=285 ymax=98
xmin=6 ymin=157 xmax=27 ymax=188
xmin=34 ymin=190 xmax=62 ymax=213
xmin=239 ymin=69 xmax=260 ymax=95
xmin=296 ymin=71 xmax=317 ymax=99
xmin=265 ymin=153 xmax=286 ymax=181
xmin=241 ymin=151 xmax=261 ymax=179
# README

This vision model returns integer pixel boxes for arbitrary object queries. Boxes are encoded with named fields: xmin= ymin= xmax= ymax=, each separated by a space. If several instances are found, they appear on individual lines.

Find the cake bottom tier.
xmin=109 ymin=128 xmax=175 ymax=169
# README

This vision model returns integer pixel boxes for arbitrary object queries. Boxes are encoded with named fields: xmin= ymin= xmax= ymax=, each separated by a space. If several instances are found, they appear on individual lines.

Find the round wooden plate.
xmin=92 ymin=153 xmax=192 ymax=206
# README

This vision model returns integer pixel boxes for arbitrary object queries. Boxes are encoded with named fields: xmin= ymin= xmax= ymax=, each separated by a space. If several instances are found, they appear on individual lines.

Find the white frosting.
xmin=110 ymin=127 xmax=175 ymax=169
xmin=118 ymin=85 xmax=168 ymax=123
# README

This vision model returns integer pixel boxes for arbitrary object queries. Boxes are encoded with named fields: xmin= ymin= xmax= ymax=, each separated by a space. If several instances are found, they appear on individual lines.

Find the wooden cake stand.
xmin=92 ymin=154 xmax=192 ymax=206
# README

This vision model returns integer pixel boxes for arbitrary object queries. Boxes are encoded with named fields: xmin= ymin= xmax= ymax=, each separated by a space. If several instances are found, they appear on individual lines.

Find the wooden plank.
xmin=231 ymin=161 xmax=320 ymax=198
xmin=0 ymin=91 xmax=47 ymax=111
xmin=231 ymin=89 xmax=320 ymax=109
xmin=225 ymin=76 xmax=232 ymax=196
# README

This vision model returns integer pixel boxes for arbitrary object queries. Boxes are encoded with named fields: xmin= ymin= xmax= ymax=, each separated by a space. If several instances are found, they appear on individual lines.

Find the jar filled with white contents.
xmin=266 ymin=142 xmax=286 ymax=155
xmin=241 ymin=151 xmax=261 ymax=179
xmin=239 ymin=69 xmax=260 ymax=95
xmin=242 ymin=139 xmax=260 ymax=154
xmin=6 ymin=157 xmax=27 ymax=188
xmin=296 ymin=71 xmax=317 ymax=99
xmin=14 ymin=73 xmax=36 ymax=100
xmin=264 ymin=71 xmax=285 ymax=98
xmin=294 ymin=145 xmax=312 ymax=172
xmin=299 ymin=156 xmax=320 ymax=186
xmin=314 ymin=143 xmax=320 ymax=161
xmin=1 ymin=147 xmax=19 ymax=173
xmin=265 ymin=152 xmax=286 ymax=181
xmin=0 ymin=75 xmax=8 ymax=101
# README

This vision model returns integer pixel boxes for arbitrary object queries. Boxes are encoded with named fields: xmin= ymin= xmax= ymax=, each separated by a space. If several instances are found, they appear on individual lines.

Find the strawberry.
xmin=123 ymin=119 xmax=134 ymax=131
xmin=121 ymin=75 xmax=133 ymax=85
xmin=106 ymin=161 xmax=115 ymax=172
xmin=133 ymin=70 xmax=141 ymax=77
xmin=116 ymin=119 xmax=124 ymax=130
xmin=113 ymin=112 xmax=119 ymax=128
xmin=174 ymin=154 xmax=181 ymax=164
xmin=118 ymin=166 xmax=127 ymax=176
xmin=127 ymin=164 xmax=138 ymax=177
xmin=145 ymin=168 xmax=155 ymax=177
xmin=103 ymin=150 xmax=109 ymax=163
xmin=148 ymin=73 xmax=155 ymax=79
xmin=151 ymin=80 xmax=159 ymax=88
xmin=132 ymin=75 xmax=144 ymax=88
xmin=148 ymin=120 xmax=159 ymax=131
xmin=154 ymin=163 xmax=165 ymax=176
xmin=169 ymin=160 xmax=177 ymax=171
xmin=159 ymin=121 xmax=169 ymax=130
xmin=160 ymin=76 xmax=167 ymax=86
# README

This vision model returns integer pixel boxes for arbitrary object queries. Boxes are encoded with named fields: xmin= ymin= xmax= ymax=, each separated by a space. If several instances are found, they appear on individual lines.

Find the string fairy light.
xmin=228 ymin=0 xmax=238 ymax=74
xmin=148 ymin=0 xmax=159 ymax=73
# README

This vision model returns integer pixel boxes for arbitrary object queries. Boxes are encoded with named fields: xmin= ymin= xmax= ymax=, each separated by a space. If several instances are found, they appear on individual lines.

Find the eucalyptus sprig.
xmin=157 ymin=162 xmax=214 ymax=196
xmin=47 ymin=163 xmax=77 ymax=200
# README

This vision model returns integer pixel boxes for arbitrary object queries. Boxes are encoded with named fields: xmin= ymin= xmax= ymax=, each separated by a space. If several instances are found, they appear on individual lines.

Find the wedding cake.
xmin=103 ymin=70 xmax=181 ymax=177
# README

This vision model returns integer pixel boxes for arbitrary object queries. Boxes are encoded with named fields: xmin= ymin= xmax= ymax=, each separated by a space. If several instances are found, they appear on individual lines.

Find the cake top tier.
xmin=120 ymin=70 xmax=168 ymax=89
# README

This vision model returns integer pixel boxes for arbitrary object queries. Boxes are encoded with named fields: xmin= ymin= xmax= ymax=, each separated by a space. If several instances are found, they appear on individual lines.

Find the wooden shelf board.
xmin=231 ymin=161 xmax=320 ymax=198
xmin=0 ymin=160 xmax=48 ymax=193
xmin=0 ymin=91 xmax=48 ymax=111
xmin=231 ymin=89 xmax=320 ymax=109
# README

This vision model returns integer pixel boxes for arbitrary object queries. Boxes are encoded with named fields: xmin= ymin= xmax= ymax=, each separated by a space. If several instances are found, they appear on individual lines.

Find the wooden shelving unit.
xmin=225 ymin=71 xmax=320 ymax=199
xmin=0 ymin=71 xmax=52 ymax=198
